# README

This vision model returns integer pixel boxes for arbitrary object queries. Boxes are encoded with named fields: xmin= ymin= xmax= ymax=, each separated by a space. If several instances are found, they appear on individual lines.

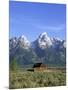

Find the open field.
xmin=9 ymin=68 xmax=66 ymax=89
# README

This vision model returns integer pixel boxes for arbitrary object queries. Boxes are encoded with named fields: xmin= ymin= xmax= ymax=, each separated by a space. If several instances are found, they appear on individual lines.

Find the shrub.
xmin=9 ymin=70 xmax=66 ymax=89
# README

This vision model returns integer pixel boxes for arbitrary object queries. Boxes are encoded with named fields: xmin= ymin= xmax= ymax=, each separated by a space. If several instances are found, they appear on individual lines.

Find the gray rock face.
xmin=37 ymin=32 xmax=52 ymax=49
xmin=9 ymin=32 xmax=66 ymax=67
xmin=10 ymin=35 xmax=30 ymax=50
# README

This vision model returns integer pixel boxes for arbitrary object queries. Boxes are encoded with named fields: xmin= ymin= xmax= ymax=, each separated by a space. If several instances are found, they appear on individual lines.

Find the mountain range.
xmin=9 ymin=32 xmax=66 ymax=68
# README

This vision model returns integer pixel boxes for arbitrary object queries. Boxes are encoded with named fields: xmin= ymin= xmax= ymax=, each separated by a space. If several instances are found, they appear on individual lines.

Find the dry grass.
xmin=9 ymin=69 xmax=66 ymax=89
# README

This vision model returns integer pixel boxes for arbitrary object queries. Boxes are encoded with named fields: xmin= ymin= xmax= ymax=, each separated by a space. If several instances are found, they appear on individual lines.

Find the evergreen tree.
xmin=10 ymin=58 xmax=17 ymax=71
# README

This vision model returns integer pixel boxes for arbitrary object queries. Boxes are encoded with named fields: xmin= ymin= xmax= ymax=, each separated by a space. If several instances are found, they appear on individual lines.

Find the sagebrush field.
xmin=9 ymin=69 xmax=66 ymax=89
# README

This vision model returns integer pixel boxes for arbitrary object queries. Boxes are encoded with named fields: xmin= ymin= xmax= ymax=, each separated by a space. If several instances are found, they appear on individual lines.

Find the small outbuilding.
xmin=33 ymin=63 xmax=47 ymax=71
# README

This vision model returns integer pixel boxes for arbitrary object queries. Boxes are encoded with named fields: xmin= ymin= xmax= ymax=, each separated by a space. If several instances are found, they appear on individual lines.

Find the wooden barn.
xmin=33 ymin=63 xmax=47 ymax=72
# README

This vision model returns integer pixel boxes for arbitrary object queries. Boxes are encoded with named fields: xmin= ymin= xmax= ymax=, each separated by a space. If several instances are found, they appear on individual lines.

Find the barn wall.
xmin=34 ymin=67 xmax=47 ymax=72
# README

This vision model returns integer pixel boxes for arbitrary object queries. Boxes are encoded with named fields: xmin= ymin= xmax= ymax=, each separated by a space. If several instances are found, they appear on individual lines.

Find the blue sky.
xmin=9 ymin=1 xmax=66 ymax=41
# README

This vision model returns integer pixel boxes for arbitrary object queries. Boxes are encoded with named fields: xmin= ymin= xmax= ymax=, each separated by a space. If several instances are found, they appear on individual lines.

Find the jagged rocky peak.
xmin=37 ymin=32 xmax=52 ymax=49
xmin=51 ymin=37 xmax=62 ymax=43
xmin=51 ymin=37 xmax=66 ymax=49
xmin=9 ymin=37 xmax=18 ymax=49
xmin=51 ymin=37 xmax=62 ymax=46
xmin=10 ymin=35 xmax=30 ymax=49
xmin=9 ymin=33 xmax=66 ymax=50
xmin=18 ymin=35 xmax=30 ymax=44
xmin=19 ymin=35 xmax=28 ymax=42
xmin=10 ymin=37 xmax=17 ymax=43
xmin=18 ymin=35 xmax=30 ymax=49
xmin=62 ymin=40 xmax=66 ymax=48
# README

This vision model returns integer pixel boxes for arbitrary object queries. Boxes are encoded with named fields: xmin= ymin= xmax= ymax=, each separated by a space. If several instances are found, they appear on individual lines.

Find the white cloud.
xmin=36 ymin=24 xmax=66 ymax=32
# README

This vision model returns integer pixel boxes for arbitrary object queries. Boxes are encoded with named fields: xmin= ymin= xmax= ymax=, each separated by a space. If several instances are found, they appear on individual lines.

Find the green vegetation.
xmin=10 ymin=58 xmax=18 ymax=71
xmin=9 ymin=57 xmax=66 ymax=89
xmin=9 ymin=70 xmax=66 ymax=89
xmin=10 ymin=45 xmax=66 ymax=67
xmin=9 ymin=36 xmax=66 ymax=89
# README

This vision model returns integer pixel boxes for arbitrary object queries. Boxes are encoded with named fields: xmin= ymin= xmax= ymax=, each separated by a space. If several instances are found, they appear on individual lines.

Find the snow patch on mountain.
xmin=9 ymin=32 xmax=66 ymax=50
xmin=18 ymin=35 xmax=30 ymax=49
xmin=37 ymin=32 xmax=52 ymax=49
xmin=10 ymin=35 xmax=30 ymax=50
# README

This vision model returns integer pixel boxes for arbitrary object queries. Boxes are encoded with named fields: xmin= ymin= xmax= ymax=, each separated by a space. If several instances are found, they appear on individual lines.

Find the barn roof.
xmin=33 ymin=63 xmax=46 ymax=68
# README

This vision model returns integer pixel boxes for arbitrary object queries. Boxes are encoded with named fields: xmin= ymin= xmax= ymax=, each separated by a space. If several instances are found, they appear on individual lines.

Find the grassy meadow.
xmin=9 ymin=69 xmax=66 ymax=89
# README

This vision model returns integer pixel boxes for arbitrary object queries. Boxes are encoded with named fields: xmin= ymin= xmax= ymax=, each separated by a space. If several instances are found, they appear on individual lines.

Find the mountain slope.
xmin=9 ymin=33 xmax=66 ymax=68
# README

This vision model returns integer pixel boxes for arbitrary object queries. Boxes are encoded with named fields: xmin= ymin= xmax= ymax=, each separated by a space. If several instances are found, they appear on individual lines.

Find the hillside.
xmin=9 ymin=32 xmax=66 ymax=68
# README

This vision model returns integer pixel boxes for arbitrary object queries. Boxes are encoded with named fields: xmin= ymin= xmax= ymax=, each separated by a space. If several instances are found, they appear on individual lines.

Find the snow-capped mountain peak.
xmin=18 ymin=35 xmax=30 ymax=49
xmin=10 ymin=33 xmax=66 ymax=50
xmin=10 ymin=35 xmax=30 ymax=50
xmin=39 ymin=32 xmax=47 ymax=38
xmin=19 ymin=35 xmax=27 ymax=41
xmin=37 ymin=32 xmax=52 ymax=49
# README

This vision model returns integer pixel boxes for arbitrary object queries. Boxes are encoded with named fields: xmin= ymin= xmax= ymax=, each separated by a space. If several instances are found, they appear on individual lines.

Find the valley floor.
xmin=9 ymin=69 xmax=66 ymax=89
